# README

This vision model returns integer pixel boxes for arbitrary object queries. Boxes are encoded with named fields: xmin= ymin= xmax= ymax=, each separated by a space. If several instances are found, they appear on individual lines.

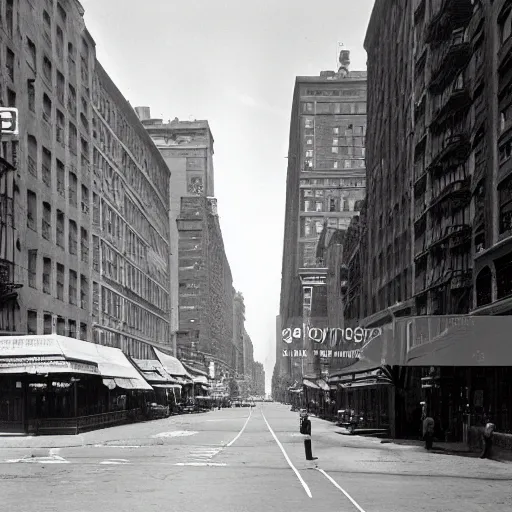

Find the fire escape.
xmin=413 ymin=0 xmax=474 ymax=315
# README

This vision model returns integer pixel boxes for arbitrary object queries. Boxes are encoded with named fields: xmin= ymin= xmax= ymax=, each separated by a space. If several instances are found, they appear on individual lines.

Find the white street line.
xmin=261 ymin=410 xmax=312 ymax=499
xmin=6 ymin=455 xmax=69 ymax=464
xmin=226 ymin=408 xmax=252 ymax=447
xmin=175 ymin=462 xmax=226 ymax=467
xmin=316 ymin=468 xmax=366 ymax=512
xmin=100 ymin=459 xmax=130 ymax=465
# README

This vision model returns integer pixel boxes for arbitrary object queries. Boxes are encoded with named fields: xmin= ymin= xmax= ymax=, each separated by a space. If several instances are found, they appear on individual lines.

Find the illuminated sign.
xmin=282 ymin=327 xmax=382 ymax=346
xmin=0 ymin=108 xmax=19 ymax=136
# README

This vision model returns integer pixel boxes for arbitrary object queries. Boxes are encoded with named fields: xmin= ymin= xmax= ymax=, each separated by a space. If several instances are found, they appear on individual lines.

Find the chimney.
xmin=338 ymin=50 xmax=350 ymax=71
xmin=134 ymin=106 xmax=151 ymax=120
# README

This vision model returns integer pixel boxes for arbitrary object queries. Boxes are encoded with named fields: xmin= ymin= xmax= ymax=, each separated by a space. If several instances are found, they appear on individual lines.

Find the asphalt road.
xmin=1 ymin=403 xmax=512 ymax=512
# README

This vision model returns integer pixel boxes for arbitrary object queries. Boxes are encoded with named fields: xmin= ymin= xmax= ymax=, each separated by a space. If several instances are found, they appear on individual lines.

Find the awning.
xmin=303 ymin=379 xmax=320 ymax=389
xmin=340 ymin=379 xmax=392 ymax=389
xmin=153 ymin=348 xmax=192 ymax=379
xmin=153 ymin=384 xmax=182 ymax=390
xmin=404 ymin=317 xmax=512 ymax=366
xmin=182 ymin=361 xmax=209 ymax=377
xmin=102 ymin=377 xmax=152 ymax=391
xmin=193 ymin=375 xmax=209 ymax=386
xmin=132 ymin=358 xmax=180 ymax=385
xmin=316 ymin=379 xmax=330 ymax=391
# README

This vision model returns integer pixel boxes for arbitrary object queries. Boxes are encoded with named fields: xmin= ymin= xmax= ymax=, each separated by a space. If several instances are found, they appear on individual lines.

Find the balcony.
xmin=429 ymin=177 xmax=471 ymax=213
xmin=429 ymin=39 xmax=472 ymax=94
xmin=425 ymin=0 xmax=474 ymax=44
xmin=430 ymin=85 xmax=472 ymax=132
xmin=427 ymin=223 xmax=471 ymax=251
xmin=428 ymin=133 xmax=471 ymax=174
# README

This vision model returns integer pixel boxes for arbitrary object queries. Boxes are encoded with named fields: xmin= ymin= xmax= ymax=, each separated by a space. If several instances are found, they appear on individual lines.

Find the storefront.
xmin=153 ymin=348 xmax=194 ymax=401
xmin=0 ymin=335 xmax=153 ymax=434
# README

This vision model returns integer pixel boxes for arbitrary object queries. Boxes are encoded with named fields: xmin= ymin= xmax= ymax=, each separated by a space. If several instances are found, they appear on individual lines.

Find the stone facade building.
xmin=0 ymin=0 xmax=172 ymax=359
xmin=232 ymin=291 xmax=246 ymax=377
xmin=277 ymin=51 xmax=367 ymax=385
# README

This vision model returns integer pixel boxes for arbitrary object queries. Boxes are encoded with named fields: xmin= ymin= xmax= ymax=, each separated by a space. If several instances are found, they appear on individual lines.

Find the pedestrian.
xmin=480 ymin=417 xmax=495 ymax=459
xmin=423 ymin=415 xmax=435 ymax=450
xmin=300 ymin=412 xmax=316 ymax=461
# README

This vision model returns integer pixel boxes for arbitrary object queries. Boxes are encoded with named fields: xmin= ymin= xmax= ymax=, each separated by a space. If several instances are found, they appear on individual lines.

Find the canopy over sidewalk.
xmin=154 ymin=348 xmax=192 ymax=380
xmin=0 ymin=335 xmax=152 ymax=390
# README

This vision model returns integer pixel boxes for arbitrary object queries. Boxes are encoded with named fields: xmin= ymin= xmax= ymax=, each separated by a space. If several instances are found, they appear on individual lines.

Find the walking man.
xmin=423 ymin=415 xmax=435 ymax=450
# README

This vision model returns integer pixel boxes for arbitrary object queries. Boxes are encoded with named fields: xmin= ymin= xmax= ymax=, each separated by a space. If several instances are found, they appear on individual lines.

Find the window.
xmin=304 ymin=118 xmax=313 ymax=129
xmin=332 ymin=146 xmax=339 ymax=154
xmin=6 ymin=0 xmax=14 ymax=36
xmin=81 ymin=185 xmax=89 ymax=214
xmin=333 ymin=161 xmax=338 ymax=169
xmin=306 ymin=138 xmax=313 ymax=145
xmin=93 ymin=236 xmax=100 ymax=271
xmin=68 ymin=320 xmax=77 ymax=338
xmin=43 ymin=56 xmax=52 ymax=84
xmin=56 ymin=110 xmax=65 ymax=144
xmin=81 ymin=275 xmax=88 ymax=309
xmin=43 ymin=11 xmax=52 ymax=43
xmin=27 ymin=135 xmax=38 ymax=177
xmin=26 ymin=38 xmax=37 ymax=70
xmin=43 ymin=258 xmax=52 ymax=295
xmin=499 ymin=175 xmax=512 ymax=235
xmin=329 ymin=198 xmax=336 ymax=212
xmin=499 ymin=7 xmax=512 ymax=45
xmin=56 ymin=26 xmax=64 ymax=59
xmin=68 ymin=84 xmax=77 ymax=117
xmin=57 ymin=159 xmax=65 ymax=196
xmin=333 ymin=127 xmax=339 ymax=135
xmin=43 ymin=314 xmax=52 ymax=335
xmin=501 ymin=105 xmax=511 ymax=133
xmin=333 ymin=138 xmax=339 ymax=146
xmin=315 ymin=201 xmax=323 ymax=212
xmin=80 ymin=322 xmax=87 ymax=341
xmin=56 ymin=263 xmax=65 ymax=301
xmin=27 ymin=190 xmax=37 ymax=230
xmin=56 ymin=210 xmax=65 ymax=248
xmin=69 ymin=220 xmax=77 ymax=255
xmin=27 ymin=311 xmax=38 ymax=335
xmin=57 ymin=3 xmax=67 ymax=23
xmin=6 ymin=48 xmax=14 ymax=80
xmin=81 ymin=227 xmax=89 ymax=262
xmin=303 ymin=102 xmax=314 ymax=113
xmin=42 ymin=202 xmax=51 ymax=240
xmin=57 ymin=71 xmax=65 ymax=104
xmin=43 ymin=94 xmax=52 ymax=124
xmin=27 ymin=80 xmax=35 ymax=112
xmin=28 ymin=250 xmax=37 ymax=289
xmin=57 ymin=317 xmax=66 ymax=336
xmin=306 ymin=150 xmax=313 ymax=158
xmin=69 ymin=122 xmax=77 ymax=154
xmin=42 ymin=147 xmax=52 ymax=187
xmin=69 ymin=270 xmax=77 ymax=305
xmin=69 ymin=171 xmax=77 ymax=206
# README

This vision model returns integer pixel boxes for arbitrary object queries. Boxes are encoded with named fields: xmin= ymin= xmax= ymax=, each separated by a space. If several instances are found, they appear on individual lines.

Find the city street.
xmin=1 ymin=403 xmax=511 ymax=512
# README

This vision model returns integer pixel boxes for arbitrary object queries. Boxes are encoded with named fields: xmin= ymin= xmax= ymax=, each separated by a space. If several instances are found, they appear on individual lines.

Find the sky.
xmin=81 ymin=0 xmax=375 ymax=392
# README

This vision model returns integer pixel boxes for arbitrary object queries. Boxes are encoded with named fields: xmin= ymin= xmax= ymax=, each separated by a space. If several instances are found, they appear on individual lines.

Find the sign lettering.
xmin=282 ymin=327 xmax=381 ymax=346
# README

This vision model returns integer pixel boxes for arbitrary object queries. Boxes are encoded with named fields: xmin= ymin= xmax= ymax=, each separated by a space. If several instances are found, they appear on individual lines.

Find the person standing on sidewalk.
xmin=423 ymin=415 xmax=435 ymax=450
xmin=300 ymin=413 xmax=316 ymax=460
xmin=480 ymin=417 xmax=495 ymax=459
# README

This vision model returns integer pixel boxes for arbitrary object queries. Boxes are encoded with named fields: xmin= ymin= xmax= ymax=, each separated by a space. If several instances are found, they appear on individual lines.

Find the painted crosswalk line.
xmin=100 ymin=459 xmax=130 ymax=465
xmin=175 ymin=462 xmax=227 ymax=467
xmin=6 ymin=455 xmax=69 ymax=464
xmin=152 ymin=430 xmax=198 ymax=438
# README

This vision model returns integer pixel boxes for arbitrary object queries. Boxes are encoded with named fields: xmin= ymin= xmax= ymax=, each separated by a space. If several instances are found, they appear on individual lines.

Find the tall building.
xmin=349 ymin=0 xmax=512 ymax=327
xmin=233 ymin=291 xmax=246 ymax=377
xmin=252 ymin=361 xmax=265 ymax=396
xmin=137 ymin=110 xmax=236 ymax=375
xmin=134 ymin=111 xmax=216 ymax=356
xmin=279 ymin=50 xmax=367 ymax=382
xmin=0 ymin=0 xmax=172 ymax=359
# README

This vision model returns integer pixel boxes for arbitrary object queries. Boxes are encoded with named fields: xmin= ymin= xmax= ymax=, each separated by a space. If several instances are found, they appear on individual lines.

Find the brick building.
xmin=232 ymin=291 xmax=246 ymax=377
xmin=175 ymin=196 xmax=235 ymax=375
xmin=0 ymin=0 xmax=172 ymax=358
xmin=345 ymin=0 xmax=512 ymax=326
xmin=277 ymin=51 xmax=367 ymax=388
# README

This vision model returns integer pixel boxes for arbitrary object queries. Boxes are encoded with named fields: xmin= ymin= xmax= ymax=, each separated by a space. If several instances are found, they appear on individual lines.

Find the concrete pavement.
xmin=1 ymin=402 xmax=511 ymax=511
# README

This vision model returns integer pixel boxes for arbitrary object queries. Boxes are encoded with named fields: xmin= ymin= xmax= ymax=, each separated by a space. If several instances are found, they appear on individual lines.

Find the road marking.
xmin=316 ymin=468 xmax=366 ymax=512
xmin=94 ymin=445 xmax=141 ymax=448
xmin=175 ymin=462 xmax=227 ymax=467
xmin=6 ymin=455 xmax=69 ymax=464
xmin=152 ymin=430 xmax=198 ymax=438
xmin=226 ymin=408 xmax=252 ymax=447
xmin=261 ymin=410 xmax=312 ymax=499
xmin=100 ymin=459 xmax=130 ymax=465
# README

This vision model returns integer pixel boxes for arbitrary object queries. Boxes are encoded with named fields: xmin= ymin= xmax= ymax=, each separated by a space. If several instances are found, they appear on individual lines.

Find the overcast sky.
xmin=81 ymin=0 xmax=374 ymax=392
